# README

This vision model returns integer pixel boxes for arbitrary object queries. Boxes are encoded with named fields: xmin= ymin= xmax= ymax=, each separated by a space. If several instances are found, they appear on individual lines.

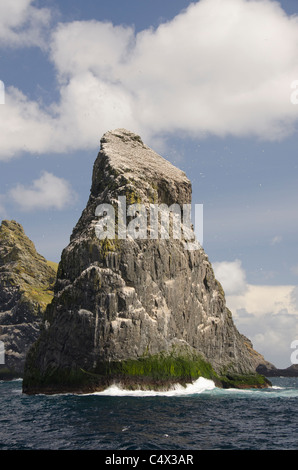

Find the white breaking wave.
xmin=90 ymin=377 xmax=216 ymax=397
xmin=86 ymin=379 xmax=298 ymax=399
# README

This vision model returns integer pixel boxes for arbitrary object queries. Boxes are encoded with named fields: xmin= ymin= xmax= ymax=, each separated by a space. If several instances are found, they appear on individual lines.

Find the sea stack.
xmin=23 ymin=129 xmax=271 ymax=394
xmin=0 ymin=220 xmax=57 ymax=379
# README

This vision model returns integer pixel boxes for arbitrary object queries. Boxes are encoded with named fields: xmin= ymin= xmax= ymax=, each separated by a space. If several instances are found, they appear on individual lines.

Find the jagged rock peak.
xmin=0 ymin=219 xmax=37 ymax=260
xmin=91 ymin=128 xmax=191 ymax=205
xmin=22 ymin=131 xmax=272 ymax=394
xmin=1 ymin=220 xmax=46 ymax=265
xmin=99 ymin=128 xmax=189 ymax=187
xmin=0 ymin=220 xmax=57 ymax=304
xmin=71 ymin=129 xmax=192 ymax=242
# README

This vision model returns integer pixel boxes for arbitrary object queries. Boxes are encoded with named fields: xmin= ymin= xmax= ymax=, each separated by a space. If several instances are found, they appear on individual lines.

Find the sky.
xmin=1 ymin=0 xmax=298 ymax=368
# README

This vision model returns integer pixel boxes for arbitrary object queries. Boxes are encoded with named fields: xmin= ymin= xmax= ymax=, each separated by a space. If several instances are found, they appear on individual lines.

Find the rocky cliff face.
xmin=23 ymin=129 xmax=271 ymax=393
xmin=0 ymin=220 xmax=57 ymax=379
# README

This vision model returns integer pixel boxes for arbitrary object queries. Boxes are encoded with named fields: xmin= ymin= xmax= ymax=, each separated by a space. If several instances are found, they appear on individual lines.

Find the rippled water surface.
xmin=1 ymin=377 xmax=298 ymax=450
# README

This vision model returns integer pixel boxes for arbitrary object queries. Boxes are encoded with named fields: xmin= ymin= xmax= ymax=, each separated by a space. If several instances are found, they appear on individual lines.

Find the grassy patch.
xmin=94 ymin=351 xmax=218 ymax=383
xmin=46 ymin=260 xmax=59 ymax=273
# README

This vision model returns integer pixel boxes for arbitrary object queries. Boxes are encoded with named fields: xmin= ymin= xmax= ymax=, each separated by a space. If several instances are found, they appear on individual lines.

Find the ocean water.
xmin=1 ymin=376 xmax=298 ymax=451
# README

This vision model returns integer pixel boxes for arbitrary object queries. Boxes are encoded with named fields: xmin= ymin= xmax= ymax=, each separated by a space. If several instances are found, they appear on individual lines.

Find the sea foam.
xmin=90 ymin=377 xmax=216 ymax=397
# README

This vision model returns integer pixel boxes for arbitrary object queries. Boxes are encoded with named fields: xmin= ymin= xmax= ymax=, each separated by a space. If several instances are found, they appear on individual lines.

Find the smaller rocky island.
xmin=257 ymin=364 xmax=298 ymax=377
xmin=0 ymin=220 xmax=57 ymax=379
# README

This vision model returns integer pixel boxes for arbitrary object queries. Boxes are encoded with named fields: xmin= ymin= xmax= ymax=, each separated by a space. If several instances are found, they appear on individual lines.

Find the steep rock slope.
xmin=0 ymin=220 xmax=57 ymax=378
xmin=23 ymin=129 xmax=271 ymax=393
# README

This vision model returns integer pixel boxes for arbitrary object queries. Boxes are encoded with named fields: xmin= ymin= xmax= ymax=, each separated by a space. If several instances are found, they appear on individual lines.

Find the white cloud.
xmin=2 ymin=0 xmax=298 ymax=158
xmin=0 ymin=87 xmax=56 ymax=159
xmin=233 ymin=301 xmax=298 ymax=369
xmin=226 ymin=282 xmax=298 ymax=368
xmin=50 ymin=20 xmax=135 ymax=82
xmin=213 ymin=258 xmax=298 ymax=367
xmin=9 ymin=171 xmax=76 ymax=211
xmin=213 ymin=259 xmax=247 ymax=295
xmin=0 ymin=0 xmax=52 ymax=49
xmin=270 ymin=235 xmax=282 ymax=245
xmin=227 ymin=284 xmax=297 ymax=316
xmin=290 ymin=286 xmax=298 ymax=309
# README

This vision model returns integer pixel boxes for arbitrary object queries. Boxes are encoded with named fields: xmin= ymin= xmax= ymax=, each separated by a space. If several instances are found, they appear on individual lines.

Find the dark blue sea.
xmin=1 ymin=376 xmax=298 ymax=451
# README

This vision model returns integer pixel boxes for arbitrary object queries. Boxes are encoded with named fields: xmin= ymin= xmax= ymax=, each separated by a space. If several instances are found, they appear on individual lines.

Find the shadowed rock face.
xmin=0 ymin=220 xmax=57 ymax=378
xmin=23 ymin=129 xmax=271 ymax=393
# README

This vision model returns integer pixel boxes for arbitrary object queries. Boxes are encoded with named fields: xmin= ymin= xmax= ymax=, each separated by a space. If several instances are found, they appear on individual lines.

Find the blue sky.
xmin=1 ymin=0 xmax=298 ymax=367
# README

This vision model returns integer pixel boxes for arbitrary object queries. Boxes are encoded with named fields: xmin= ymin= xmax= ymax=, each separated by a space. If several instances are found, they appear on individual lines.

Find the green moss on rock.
xmin=23 ymin=344 xmax=270 ymax=394
xmin=219 ymin=373 xmax=270 ymax=389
